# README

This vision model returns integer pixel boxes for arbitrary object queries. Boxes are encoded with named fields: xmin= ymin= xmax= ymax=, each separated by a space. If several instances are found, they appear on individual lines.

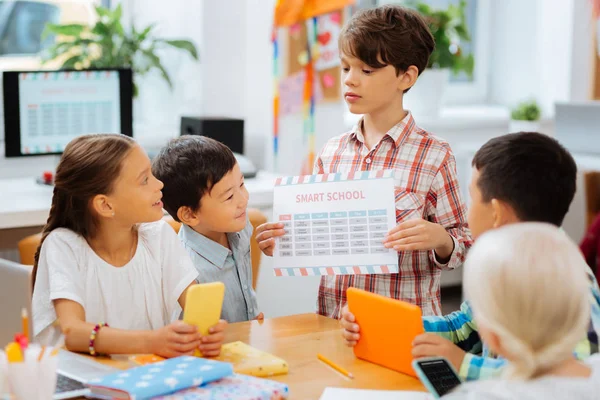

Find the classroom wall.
xmin=488 ymin=0 xmax=573 ymax=114
xmin=124 ymin=0 xmax=204 ymax=149
xmin=570 ymin=0 xmax=596 ymax=101
xmin=1 ymin=1 xmax=593 ymax=176
xmin=244 ymin=0 xmax=275 ymax=170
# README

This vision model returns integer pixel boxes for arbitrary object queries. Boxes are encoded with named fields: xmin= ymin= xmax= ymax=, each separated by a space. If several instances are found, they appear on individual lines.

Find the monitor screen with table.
xmin=3 ymin=68 xmax=133 ymax=158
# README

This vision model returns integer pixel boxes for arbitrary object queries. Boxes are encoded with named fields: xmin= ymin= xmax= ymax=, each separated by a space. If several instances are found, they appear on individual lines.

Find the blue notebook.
xmin=86 ymin=356 xmax=234 ymax=400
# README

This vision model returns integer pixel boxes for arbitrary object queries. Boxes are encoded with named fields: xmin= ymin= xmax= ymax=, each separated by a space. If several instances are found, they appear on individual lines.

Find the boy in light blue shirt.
xmin=152 ymin=136 xmax=261 ymax=323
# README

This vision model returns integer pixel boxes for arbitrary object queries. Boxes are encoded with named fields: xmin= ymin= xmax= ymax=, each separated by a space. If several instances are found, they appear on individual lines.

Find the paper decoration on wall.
xmin=322 ymin=72 xmax=335 ymax=88
xmin=279 ymin=70 xmax=324 ymax=116
xmin=275 ymin=0 xmax=355 ymax=27
xmin=273 ymin=27 xmax=281 ymax=168
xmin=288 ymin=23 xmax=308 ymax=76
xmin=318 ymin=66 xmax=341 ymax=101
xmin=273 ymin=0 xmax=355 ymax=172
xmin=302 ymin=17 xmax=318 ymax=172
xmin=315 ymin=11 xmax=343 ymax=71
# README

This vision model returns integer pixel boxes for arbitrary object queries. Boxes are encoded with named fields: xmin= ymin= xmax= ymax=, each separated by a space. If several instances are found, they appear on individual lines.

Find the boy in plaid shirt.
xmin=257 ymin=4 xmax=472 ymax=318
xmin=341 ymin=132 xmax=600 ymax=381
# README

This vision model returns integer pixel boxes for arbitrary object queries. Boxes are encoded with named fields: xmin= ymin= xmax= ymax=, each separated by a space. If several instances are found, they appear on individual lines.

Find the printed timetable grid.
xmin=272 ymin=170 xmax=399 ymax=277
xmin=278 ymin=210 xmax=390 ymax=258
xmin=18 ymin=70 xmax=121 ymax=154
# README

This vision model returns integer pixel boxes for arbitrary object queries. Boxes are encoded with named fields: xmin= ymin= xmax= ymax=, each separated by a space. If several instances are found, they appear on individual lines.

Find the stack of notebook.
xmin=86 ymin=356 xmax=288 ymax=400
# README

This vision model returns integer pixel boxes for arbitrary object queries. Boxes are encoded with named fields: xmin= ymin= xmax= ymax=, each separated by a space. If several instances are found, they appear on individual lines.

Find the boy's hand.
xmin=340 ymin=305 xmax=360 ymax=347
xmin=384 ymin=218 xmax=454 ymax=260
xmin=412 ymin=333 xmax=466 ymax=372
xmin=150 ymin=321 xmax=203 ymax=358
xmin=198 ymin=319 xmax=228 ymax=357
xmin=255 ymin=222 xmax=286 ymax=256
xmin=254 ymin=312 xmax=265 ymax=321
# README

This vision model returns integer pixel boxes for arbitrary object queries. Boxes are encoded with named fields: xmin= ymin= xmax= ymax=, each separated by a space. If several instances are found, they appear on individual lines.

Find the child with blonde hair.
xmin=444 ymin=222 xmax=600 ymax=398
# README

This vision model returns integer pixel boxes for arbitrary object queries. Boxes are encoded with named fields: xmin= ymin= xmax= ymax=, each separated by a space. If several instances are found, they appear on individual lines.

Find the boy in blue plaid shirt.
xmin=341 ymin=132 xmax=600 ymax=381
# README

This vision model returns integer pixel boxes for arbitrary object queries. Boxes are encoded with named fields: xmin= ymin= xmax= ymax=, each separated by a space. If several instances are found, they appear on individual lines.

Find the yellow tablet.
xmin=183 ymin=282 xmax=225 ymax=357
xmin=346 ymin=287 xmax=424 ymax=377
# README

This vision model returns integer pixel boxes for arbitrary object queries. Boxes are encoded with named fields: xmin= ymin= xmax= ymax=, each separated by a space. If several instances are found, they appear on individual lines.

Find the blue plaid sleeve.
xmin=575 ymin=268 xmax=600 ymax=359
xmin=423 ymin=301 xmax=483 ymax=354
xmin=459 ymin=353 xmax=506 ymax=381
xmin=423 ymin=301 xmax=505 ymax=381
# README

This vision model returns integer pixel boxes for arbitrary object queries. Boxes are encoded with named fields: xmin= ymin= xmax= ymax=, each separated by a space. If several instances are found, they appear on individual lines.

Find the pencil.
xmin=50 ymin=327 xmax=71 ymax=356
xmin=317 ymin=353 xmax=354 ymax=379
xmin=38 ymin=346 xmax=46 ymax=361
xmin=21 ymin=308 xmax=29 ymax=342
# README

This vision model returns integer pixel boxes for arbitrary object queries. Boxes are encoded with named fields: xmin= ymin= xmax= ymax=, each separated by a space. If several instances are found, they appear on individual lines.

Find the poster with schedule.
xmin=272 ymin=171 xmax=399 ymax=277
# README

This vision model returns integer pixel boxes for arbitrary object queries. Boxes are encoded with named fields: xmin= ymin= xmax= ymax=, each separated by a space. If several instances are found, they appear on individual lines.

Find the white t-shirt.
xmin=443 ymin=355 xmax=600 ymax=400
xmin=32 ymin=220 xmax=199 ymax=344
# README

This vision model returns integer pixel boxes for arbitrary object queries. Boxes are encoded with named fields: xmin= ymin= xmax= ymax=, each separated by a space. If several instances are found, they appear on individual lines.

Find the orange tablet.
xmin=346 ymin=287 xmax=424 ymax=377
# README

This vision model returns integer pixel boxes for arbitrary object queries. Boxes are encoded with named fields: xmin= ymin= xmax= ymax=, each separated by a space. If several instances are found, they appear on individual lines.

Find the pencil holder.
xmin=0 ymin=351 xmax=7 ymax=399
xmin=6 ymin=351 xmax=57 ymax=400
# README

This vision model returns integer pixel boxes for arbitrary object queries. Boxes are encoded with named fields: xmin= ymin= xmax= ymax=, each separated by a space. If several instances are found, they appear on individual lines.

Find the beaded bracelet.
xmin=89 ymin=323 xmax=109 ymax=356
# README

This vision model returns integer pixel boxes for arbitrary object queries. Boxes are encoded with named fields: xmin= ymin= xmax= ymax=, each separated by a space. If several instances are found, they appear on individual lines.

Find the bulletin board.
xmin=272 ymin=0 xmax=355 ymax=174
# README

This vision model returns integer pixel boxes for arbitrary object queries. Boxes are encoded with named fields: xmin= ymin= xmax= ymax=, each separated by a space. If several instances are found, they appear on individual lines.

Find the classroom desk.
xmin=93 ymin=313 xmax=425 ymax=399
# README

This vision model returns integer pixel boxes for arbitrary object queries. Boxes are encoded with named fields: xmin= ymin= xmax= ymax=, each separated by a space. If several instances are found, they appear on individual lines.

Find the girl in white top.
xmin=32 ymin=134 xmax=227 ymax=358
xmin=444 ymin=223 xmax=600 ymax=399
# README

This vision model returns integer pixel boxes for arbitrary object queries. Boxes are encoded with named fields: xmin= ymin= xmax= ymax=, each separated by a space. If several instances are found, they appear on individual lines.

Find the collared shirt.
xmin=423 ymin=266 xmax=600 ymax=381
xmin=178 ymin=220 xmax=259 ymax=323
xmin=315 ymin=112 xmax=472 ymax=318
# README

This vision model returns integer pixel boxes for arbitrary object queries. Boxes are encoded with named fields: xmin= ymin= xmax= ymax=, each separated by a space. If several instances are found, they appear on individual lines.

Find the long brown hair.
xmin=32 ymin=134 xmax=135 ymax=290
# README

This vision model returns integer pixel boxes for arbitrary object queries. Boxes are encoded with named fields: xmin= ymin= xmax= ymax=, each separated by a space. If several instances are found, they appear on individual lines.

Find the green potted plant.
xmin=41 ymin=4 xmax=198 ymax=97
xmin=404 ymin=0 xmax=474 ymax=116
xmin=510 ymin=100 xmax=542 ymax=133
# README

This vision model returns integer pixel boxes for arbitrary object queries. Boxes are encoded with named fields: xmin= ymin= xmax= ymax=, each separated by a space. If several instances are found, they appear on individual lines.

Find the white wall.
xmin=124 ymin=0 xmax=203 ymax=149
xmin=488 ymin=0 xmax=594 ymax=115
xmin=245 ymin=0 xmax=276 ymax=170
xmin=570 ymin=0 xmax=595 ymax=101
xmin=488 ymin=0 xmax=540 ymax=109
xmin=202 ymin=1 xmax=246 ymax=119
xmin=535 ymin=0 xmax=575 ymax=114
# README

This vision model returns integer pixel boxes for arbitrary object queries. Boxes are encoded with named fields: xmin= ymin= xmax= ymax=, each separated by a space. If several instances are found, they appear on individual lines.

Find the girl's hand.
xmin=198 ymin=319 xmax=228 ymax=357
xmin=150 ymin=321 xmax=202 ymax=358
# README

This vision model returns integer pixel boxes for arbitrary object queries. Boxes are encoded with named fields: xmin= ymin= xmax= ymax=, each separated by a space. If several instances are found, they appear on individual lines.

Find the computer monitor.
xmin=3 ymin=68 xmax=133 ymax=158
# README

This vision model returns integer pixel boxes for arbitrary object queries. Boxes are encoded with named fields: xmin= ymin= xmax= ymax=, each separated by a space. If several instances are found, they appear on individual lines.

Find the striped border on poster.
xmin=273 ymin=264 xmax=397 ymax=276
xmin=274 ymin=170 xmax=394 ymax=186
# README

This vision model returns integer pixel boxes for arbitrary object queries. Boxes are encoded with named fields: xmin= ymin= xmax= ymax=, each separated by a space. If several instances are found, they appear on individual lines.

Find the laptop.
xmin=0 ymin=258 xmax=117 ymax=399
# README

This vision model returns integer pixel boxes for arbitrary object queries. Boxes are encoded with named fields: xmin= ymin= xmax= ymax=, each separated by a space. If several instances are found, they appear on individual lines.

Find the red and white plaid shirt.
xmin=315 ymin=113 xmax=472 ymax=318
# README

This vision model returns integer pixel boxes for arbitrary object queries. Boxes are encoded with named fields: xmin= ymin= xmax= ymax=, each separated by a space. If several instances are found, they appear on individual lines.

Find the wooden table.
xmin=96 ymin=313 xmax=425 ymax=399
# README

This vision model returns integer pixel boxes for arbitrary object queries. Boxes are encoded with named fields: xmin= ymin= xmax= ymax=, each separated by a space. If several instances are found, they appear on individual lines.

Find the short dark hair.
xmin=472 ymin=132 xmax=577 ymax=227
xmin=152 ymin=136 xmax=236 ymax=222
xmin=339 ymin=4 xmax=435 ymax=92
